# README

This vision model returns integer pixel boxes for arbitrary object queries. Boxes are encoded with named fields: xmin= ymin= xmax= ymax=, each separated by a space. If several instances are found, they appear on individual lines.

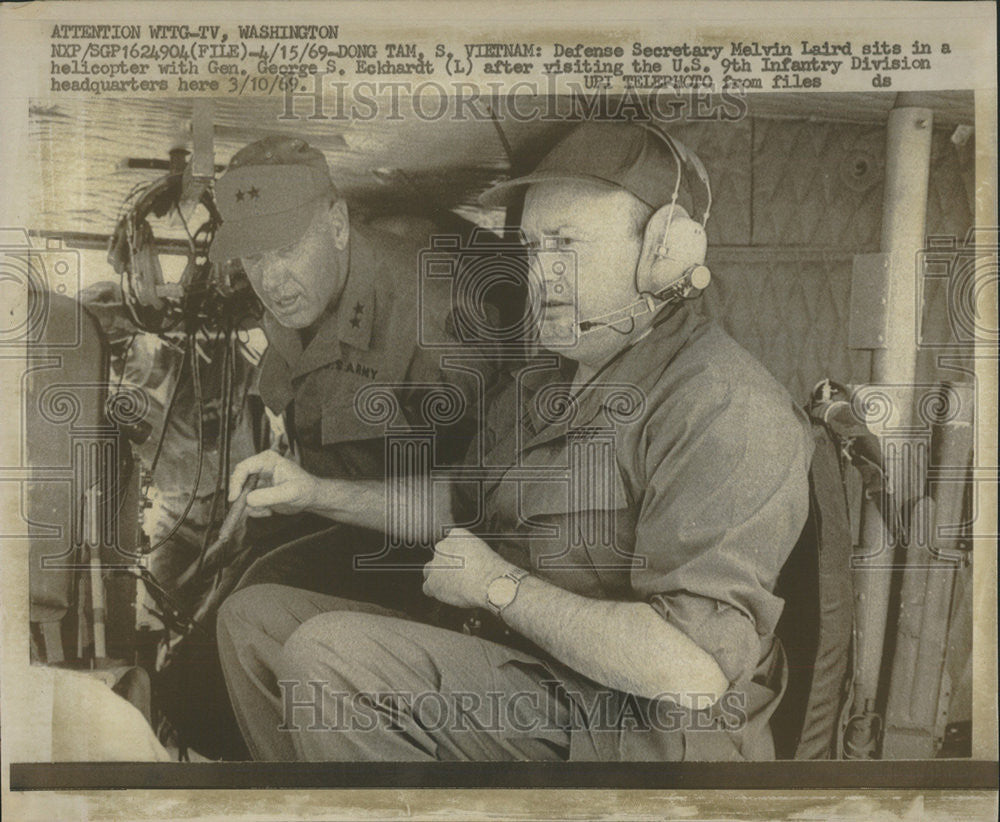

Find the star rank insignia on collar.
xmin=350 ymin=301 xmax=365 ymax=329
xmin=337 ymin=277 xmax=374 ymax=350
xmin=234 ymin=186 xmax=260 ymax=203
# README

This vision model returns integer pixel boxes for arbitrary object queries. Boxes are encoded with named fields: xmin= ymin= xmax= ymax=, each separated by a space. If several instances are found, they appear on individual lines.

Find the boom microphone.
xmin=573 ymin=264 xmax=711 ymax=335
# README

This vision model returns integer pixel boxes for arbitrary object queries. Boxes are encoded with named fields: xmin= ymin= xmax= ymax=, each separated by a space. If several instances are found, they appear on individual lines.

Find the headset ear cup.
xmin=640 ymin=216 xmax=708 ymax=294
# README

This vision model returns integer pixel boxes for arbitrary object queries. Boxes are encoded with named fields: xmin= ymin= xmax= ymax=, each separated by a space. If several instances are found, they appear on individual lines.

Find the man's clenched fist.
xmin=422 ymin=528 xmax=514 ymax=609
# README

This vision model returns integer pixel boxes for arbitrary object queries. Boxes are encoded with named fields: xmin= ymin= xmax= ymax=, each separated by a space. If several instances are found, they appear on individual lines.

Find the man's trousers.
xmin=216 ymin=583 xmax=586 ymax=760
xmin=215 ymin=524 xmax=759 ymax=762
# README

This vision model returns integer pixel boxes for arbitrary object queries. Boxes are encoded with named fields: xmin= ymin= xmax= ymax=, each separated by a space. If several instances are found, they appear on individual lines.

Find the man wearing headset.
xmin=217 ymin=122 xmax=813 ymax=761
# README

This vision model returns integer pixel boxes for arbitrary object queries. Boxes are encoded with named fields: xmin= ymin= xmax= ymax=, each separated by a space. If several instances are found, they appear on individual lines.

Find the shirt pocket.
xmin=517 ymin=465 xmax=637 ymax=580
xmin=320 ymin=390 xmax=389 ymax=445
xmin=318 ymin=354 xmax=411 ymax=446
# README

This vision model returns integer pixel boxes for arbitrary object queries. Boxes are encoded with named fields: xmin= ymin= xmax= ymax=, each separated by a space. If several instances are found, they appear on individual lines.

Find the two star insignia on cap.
xmin=234 ymin=186 xmax=260 ymax=203
xmin=349 ymin=301 xmax=365 ymax=329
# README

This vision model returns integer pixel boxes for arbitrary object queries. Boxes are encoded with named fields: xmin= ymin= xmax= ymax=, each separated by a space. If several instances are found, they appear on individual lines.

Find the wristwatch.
xmin=485 ymin=567 xmax=530 ymax=616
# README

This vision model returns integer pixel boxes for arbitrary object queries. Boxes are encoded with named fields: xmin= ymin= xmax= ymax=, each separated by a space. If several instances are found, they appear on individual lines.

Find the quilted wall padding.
xmin=697 ymin=117 xmax=975 ymax=402
xmin=702 ymin=250 xmax=872 ymax=401
xmin=751 ymin=120 xmax=886 ymax=250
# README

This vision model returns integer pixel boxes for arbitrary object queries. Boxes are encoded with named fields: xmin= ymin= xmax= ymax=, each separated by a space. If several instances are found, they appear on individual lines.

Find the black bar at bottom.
xmin=9 ymin=760 xmax=999 ymax=790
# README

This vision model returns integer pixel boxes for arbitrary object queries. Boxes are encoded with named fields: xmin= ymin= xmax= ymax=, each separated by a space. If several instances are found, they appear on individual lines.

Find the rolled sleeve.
xmin=649 ymin=593 xmax=763 ymax=685
xmin=631 ymin=370 xmax=812 ymax=686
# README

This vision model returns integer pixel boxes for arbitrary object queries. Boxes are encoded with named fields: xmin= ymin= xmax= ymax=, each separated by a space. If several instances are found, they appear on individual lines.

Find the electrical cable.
xmin=106 ymin=331 xmax=144 ymax=527
xmin=606 ymin=316 xmax=636 ymax=336
xmin=574 ymin=301 xmax=682 ymax=392
xmin=113 ymin=331 xmax=140 ymax=392
xmin=105 ymin=159 xmax=264 ymax=624
xmin=144 ymin=332 xmax=206 ymax=555
xmin=145 ymin=341 xmax=189 ymax=482
xmin=194 ymin=327 xmax=233 ymax=582
xmin=213 ymin=328 xmax=237 ymax=589
xmin=175 ymin=203 xmax=196 ymax=255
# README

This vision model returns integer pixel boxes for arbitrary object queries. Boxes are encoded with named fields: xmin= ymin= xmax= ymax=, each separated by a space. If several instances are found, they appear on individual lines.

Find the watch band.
xmin=486 ymin=567 xmax=530 ymax=616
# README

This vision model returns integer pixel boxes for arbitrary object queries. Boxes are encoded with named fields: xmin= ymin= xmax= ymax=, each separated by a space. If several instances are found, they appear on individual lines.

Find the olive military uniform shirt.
xmin=256 ymin=222 xmax=472 ymax=479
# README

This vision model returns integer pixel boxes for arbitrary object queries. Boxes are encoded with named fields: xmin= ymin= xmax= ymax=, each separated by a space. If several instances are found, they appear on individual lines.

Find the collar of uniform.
xmin=518 ymin=356 xmax=574 ymax=441
xmin=256 ymin=324 xmax=296 ymax=412
xmin=520 ymin=303 xmax=701 ymax=450
xmin=335 ymin=223 xmax=376 ymax=352
xmin=261 ymin=224 xmax=378 ymax=380
xmin=262 ymin=311 xmax=303 ymax=369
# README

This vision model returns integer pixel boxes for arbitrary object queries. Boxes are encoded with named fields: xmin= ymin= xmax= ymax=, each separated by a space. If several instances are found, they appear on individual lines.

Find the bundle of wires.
xmin=104 ymin=159 xmax=262 ymax=626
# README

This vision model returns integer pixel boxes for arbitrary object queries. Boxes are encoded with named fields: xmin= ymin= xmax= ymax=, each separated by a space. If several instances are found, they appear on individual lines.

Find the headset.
xmin=574 ymin=123 xmax=713 ymax=335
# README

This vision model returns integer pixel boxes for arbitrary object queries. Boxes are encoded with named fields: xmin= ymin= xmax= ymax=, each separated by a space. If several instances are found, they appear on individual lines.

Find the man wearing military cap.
xmin=209 ymin=136 xmax=472 ymax=602
xmin=217 ymin=122 xmax=812 ymax=762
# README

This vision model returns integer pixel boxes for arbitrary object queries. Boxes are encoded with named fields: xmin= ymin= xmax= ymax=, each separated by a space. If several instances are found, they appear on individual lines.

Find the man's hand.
xmin=422 ymin=528 xmax=514 ymax=609
xmin=229 ymin=450 xmax=319 ymax=517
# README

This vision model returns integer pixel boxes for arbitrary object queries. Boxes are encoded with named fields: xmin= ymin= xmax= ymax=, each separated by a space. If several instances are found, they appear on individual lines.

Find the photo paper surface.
xmin=1 ymin=2 xmax=996 ymax=820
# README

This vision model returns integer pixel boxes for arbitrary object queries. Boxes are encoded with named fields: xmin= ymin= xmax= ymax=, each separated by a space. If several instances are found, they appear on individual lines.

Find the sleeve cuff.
xmin=649 ymin=592 xmax=763 ymax=685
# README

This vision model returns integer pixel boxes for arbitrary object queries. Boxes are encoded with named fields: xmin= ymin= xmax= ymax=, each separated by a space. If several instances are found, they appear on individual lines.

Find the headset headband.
xmin=637 ymin=123 xmax=713 ymax=226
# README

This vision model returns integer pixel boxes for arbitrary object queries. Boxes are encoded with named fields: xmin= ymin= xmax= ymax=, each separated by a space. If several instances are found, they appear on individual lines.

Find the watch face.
xmin=487 ymin=576 xmax=518 ymax=609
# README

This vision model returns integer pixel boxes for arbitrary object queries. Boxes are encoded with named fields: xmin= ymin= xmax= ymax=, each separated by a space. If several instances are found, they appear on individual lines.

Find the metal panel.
xmin=849 ymin=252 xmax=891 ymax=350
xmin=926 ymin=129 xmax=976 ymax=238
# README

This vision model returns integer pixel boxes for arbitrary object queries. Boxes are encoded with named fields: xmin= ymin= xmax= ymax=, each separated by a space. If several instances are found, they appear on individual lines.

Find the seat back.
xmin=772 ymin=421 xmax=855 ymax=759
xmin=26 ymin=291 xmax=140 ymax=664
xmin=26 ymin=292 xmax=106 ymax=661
